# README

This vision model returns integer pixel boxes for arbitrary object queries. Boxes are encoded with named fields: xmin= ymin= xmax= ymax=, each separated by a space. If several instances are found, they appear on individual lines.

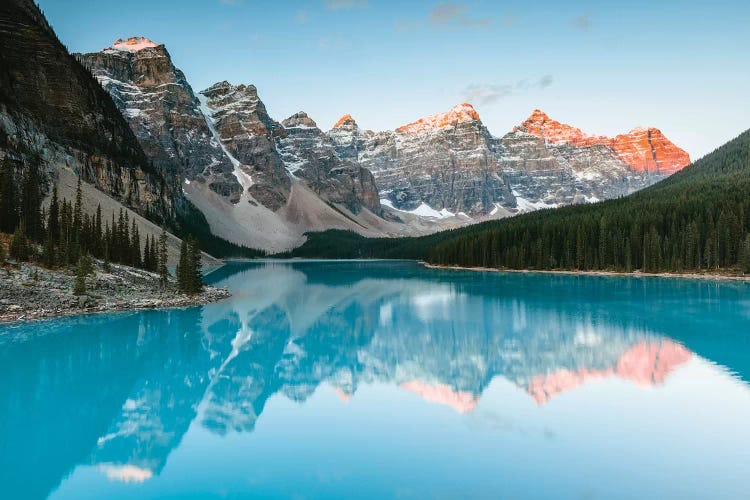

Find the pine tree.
xmin=148 ymin=235 xmax=157 ymax=271
xmin=158 ymin=228 xmax=169 ymax=287
xmin=48 ymin=185 xmax=60 ymax=242
xmin=189 ymin=237 xmax=203 ymax=294
xmin=177 ymin=238 xmax=188 ymax=292
xmin=73 ymin=176 xmax=83 ymax=238
xmin=130 ymin=219 xmax=141 ymax=268
xmin=43 ymin=234 xmax=56 ymax=268
xmin=741 ymin=234 xmax=750 ymax=274
xmin=0 ymin=158 xmax=18 ymax=234
xmin=9 ymin=221 xmax=29 ymax=261
xmin=94 ymin=204 xmax=102 ymax=257
xmin=21 ymin=163 xmax=43 ymax=241
xmin=73 ymin=255 xmax=88 ymax=296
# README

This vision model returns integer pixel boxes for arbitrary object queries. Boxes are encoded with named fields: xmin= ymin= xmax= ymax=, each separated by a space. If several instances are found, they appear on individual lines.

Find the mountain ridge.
xmin=75 ymin=34 xmax=693 ymax=252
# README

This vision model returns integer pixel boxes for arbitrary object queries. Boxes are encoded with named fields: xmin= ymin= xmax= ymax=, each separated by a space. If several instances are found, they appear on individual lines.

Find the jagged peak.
xmin=105 ymin=36 xmax=159 ymax=53
xmin=201 ymin=81 xmax=257 ymax=98
xmin=628 ymin=126 xmax=652 ymax=134
xmin=516 ymin=109 xmax=598 ymax=143
xmin=333 ymin=114 xmax=357 ymax=129
xmin=516 ymin=110 xmax=690 ymax=174
xmin=396 ymin=102 xmax=481 ymax=134
xmin=282 ymin=111 xmax=318 ymax=129
xmin=527 ymin=108 xmax=550 ymax=121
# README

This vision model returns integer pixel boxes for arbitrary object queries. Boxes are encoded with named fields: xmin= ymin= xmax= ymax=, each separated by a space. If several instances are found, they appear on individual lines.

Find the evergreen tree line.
xmin=283 ymin=128 xmax=750 ymax=275
xmin=0 ymin=162 xmax=181 ymax=282
xmin=176 ymin=237 xmax=203 ymax=295
xmin=427 ymin=129 xmax=750 ymax=274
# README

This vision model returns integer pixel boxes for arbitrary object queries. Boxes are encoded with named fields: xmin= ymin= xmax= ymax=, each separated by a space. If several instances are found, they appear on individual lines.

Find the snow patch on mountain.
xmin=380 ymin=199 xmax=455 ymax=219
xmin=105 ymin=37 xmax=159 ymax=53
xmin=197 ymin=94 xmax=253 ymax=193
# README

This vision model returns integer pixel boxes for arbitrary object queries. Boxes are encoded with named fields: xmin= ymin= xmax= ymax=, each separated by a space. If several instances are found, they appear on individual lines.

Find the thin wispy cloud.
xmin=571 ymin=14 xmax=592 ymax=31
xmin=430 ymin=2 xmax=491 ymax=27
xmin=464 ymin=75 xmax=554 ymax=106
xmin=219 ymin=0 xmax=243 ymax=5
xmin=324 ymin=0 xmax=368 ymax=10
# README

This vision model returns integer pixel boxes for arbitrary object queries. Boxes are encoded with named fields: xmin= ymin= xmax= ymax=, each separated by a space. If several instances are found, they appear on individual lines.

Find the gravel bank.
xmin=0 ymin=259 xmax=230 ymax=324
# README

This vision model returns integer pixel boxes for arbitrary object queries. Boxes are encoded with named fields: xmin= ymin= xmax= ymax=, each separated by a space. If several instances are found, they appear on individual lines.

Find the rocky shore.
xmin=0 ymin=259 xmax=230 ymax=324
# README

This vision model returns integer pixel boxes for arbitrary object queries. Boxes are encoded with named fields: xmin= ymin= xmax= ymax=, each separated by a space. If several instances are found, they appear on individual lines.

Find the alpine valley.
xmin=71 ymin=35 xmax=690 ymax=253
xmin=1 ymin=0 xmax=691 ymax=257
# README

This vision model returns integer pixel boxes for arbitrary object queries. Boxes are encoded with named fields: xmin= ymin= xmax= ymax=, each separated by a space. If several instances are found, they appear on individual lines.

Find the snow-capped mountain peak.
xmin=282 ymin=111 xmax=318 ymax=129
xmin=105 ymin=36 xmax=159 ymax=53
xmin=396 ymin=102 xmax=481 ymax=134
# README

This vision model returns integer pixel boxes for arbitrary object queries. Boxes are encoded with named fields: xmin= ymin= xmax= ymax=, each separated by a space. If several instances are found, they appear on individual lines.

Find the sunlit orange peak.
xmin=107 ymin=36 xmax=159 ymax=52
xmin=516 ymin=109 xmax=690 ymax=174
xmin=396 ymin=103 xmax=481 ymax=134
xmin=333 ymin=114 xmax=356 ymax=129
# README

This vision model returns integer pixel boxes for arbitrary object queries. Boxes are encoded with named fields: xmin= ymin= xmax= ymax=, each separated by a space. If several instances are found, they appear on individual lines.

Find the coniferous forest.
xmin=0 ymin=160 xmax=204 ymax=291
xmin=426 ymin=128 xmax=750 ymax=273
xmin=285 ymin=128 xmax=750 ymax=275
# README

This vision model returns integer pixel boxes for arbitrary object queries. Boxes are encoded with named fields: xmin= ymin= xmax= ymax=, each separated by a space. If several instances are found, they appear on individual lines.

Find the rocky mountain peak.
xmin=396 ymin=102 xmax=481 ymax=134
xmin=201 ymin=81 xmax=258 ymax=101
xmin=516 ymin=110 xmax=690 ymax=174
xmin=282 ymin=111 xmax=318 ymax=129
xmin=105 ymin=36 xmax=159 ymax=53
xmin=611 ymin=127 xmax=690 ymax=175
xmin=78 ymin=41 xmax=243 ymax=203
xmin=333 ymin=114 xmax=357 ymax=129
xmin=516 ymin=109 xmax=606 ymax=146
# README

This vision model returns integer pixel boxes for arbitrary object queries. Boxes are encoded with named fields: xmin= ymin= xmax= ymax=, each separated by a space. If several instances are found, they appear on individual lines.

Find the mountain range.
xmin=0 ymin=0 xmax=692 ymax=256
xmin=74 ymin=35 xmax=690 ymax=253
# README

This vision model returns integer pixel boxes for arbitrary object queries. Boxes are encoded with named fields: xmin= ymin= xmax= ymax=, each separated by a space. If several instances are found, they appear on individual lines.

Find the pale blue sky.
xmin=39 ymin=0 xmax=750 ymax=159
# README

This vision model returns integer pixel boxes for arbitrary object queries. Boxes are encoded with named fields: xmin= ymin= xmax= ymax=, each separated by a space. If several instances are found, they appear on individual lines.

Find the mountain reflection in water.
xmin=1 ymin=260 xmax=749 ymax=499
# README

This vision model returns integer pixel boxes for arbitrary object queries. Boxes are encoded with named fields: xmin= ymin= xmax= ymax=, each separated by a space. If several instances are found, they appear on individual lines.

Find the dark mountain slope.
xmin=0 ymin=0 xmax=170 ymax=219
xmin=0 ymin=1 xmax=262 ymax=257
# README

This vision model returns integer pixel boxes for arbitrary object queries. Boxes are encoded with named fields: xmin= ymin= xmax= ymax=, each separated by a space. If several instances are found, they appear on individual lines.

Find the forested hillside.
xmin=428 ymin=128 xmax=750 ymax=272
xmin=285 ymin=128 xmax=750 ymax=274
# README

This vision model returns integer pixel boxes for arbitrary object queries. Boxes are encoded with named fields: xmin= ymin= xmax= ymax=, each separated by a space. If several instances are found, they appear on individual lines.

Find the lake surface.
xmin=2 ymin=261 xmax=750 ymax=499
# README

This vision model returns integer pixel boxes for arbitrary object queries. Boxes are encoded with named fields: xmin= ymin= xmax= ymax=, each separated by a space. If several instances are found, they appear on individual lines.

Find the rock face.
xmin=277 ymin=111 xmax=380 ymax=214
xmin=333 ymin=106 xmax=691 ymax=215
xmin=330 ymin=105 xmax=514 ymax=215
xmin=77 ymin=39 xmax=242 ymax=203
xmin=198 ymin=82 xmax=381 ymax=215
xmin=517 ymin=109 xmax=690 ymax=175
xmin=0 ymin=1 xmax=172 ymax=221
xmin=495 ymin=130 xmax=652 ymax=207
xmin=66 ymin=32 xmax=691 ymax=247
xmin=199 ymin=81 xmax=291 ymax=210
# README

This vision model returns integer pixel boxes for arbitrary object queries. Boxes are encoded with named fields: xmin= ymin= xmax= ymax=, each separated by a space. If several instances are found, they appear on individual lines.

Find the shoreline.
xmin=420 ymin=262 xmax=750 ymax=283
xmin=0 ymin=287 xmax=230 ymax=326
xmin=0 ymin=260 xmax=231 ymax=326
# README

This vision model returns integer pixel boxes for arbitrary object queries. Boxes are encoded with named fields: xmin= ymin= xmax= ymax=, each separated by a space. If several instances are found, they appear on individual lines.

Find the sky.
xmin=38 ymin=0 xmax=750 ymax=159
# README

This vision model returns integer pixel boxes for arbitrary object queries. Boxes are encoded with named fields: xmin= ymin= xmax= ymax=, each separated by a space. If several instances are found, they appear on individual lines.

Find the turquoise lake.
xmin=2 ymin=260 xmax=750 ymax=499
